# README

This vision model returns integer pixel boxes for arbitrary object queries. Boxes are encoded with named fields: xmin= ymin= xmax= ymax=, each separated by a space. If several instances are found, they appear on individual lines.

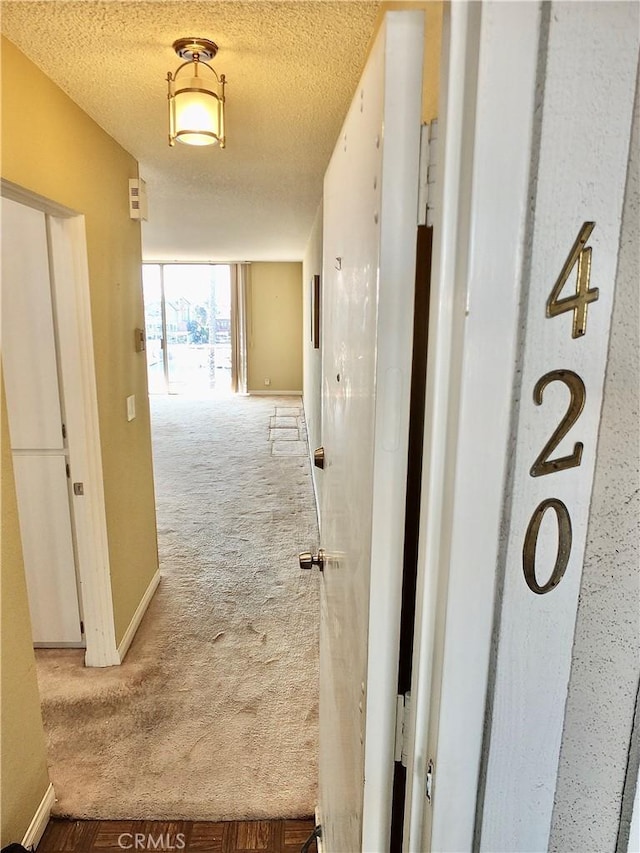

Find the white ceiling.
xmin=1 ymin=1 xmax=381 ymax=261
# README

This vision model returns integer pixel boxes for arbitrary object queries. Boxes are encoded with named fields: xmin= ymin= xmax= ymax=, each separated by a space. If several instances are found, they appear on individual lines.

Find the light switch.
xmin=126 ymin=395 xmax=136 ymax=422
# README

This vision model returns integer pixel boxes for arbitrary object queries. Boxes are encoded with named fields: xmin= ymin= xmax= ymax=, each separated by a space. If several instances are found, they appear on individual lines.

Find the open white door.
xmin=315 ymin=12 xmax=424 ymax=852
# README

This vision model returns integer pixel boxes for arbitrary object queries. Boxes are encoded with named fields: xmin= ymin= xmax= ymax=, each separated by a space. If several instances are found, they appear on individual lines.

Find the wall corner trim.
xmin=117 ymin=569 xmax=161 ymax=663
xmin=21 ymin=782 xmax=55 ymax=850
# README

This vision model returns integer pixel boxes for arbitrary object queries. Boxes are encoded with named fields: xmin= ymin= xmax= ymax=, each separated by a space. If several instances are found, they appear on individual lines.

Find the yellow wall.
xmin=1 ymin=379 xmax=51 ymax=847
xmin=1 ymin=37 xmax=158 ymax=645
xmin=247 ymin=263 xmax=303 ymax=393
xmin=421 ymin=1 xmax=443 ymax=123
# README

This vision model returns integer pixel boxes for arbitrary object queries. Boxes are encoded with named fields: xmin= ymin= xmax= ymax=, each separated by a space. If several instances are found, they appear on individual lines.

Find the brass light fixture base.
xmin=172 ymin=37 xmax=219 ymax=62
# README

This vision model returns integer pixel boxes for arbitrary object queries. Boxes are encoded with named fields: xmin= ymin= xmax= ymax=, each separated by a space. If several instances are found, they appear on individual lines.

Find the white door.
xmin=2 ymin=196 xmax=83 ymax=646
xmin=317 ymin=12 xmax=424 ymax=852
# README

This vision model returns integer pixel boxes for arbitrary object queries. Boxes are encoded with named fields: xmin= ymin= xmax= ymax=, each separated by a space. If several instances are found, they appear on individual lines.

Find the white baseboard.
xmin=117 ymin=569 xmax=161 ymax=663
xmin=248 ymin=390 xmax=303 ymax=396
xmin=22 ymin=782 xmax=55 ymax=850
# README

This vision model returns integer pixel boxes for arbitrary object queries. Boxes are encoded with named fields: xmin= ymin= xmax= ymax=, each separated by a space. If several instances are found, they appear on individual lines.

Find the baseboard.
xmin=22 ymin=782 xmax=55 ymax=850
xmin=117 ymin=570 xmax=161 ymax=663
xmin=248 ymin=390 xmax=303 ymax=396
xmin=315 ymin=805 xmax=324 ymax=853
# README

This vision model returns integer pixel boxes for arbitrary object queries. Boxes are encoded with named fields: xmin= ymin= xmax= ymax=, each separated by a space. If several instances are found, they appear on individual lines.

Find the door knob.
xmin=314 ymin=447 xmax=325 ymax=469
xmin=299 ymin=549 xmax=326 ymax=572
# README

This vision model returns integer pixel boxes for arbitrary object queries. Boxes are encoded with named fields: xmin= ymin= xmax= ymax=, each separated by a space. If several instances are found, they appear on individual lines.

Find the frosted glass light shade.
xmin=168 ymin=73 xmax=225 ymax=147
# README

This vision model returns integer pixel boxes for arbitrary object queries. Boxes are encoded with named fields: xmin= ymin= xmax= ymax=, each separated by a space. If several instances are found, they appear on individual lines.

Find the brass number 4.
xmin=547 ymin=221 xmax=598 ymax=338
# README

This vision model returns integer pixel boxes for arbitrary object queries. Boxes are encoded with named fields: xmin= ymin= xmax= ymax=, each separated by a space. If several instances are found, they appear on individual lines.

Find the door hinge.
xmin=426 ymin=758 xmax=434 ymax=802
xmin=80 ymin=620 xmax=85 ymax=635
xmin=394 ymin=691 xmax=411 ymax=767
xmin=62 ymin=423 xmax=67 ymax=440
xmin=65 ymin=463 xmax=71 ymax=479
xmin=417 ymin=119 xmax=438 ymax=227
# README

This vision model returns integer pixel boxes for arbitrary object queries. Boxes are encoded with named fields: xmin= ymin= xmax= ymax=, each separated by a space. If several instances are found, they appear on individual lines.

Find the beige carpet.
xmin=35 ymin=395 xmax=320 ymax=820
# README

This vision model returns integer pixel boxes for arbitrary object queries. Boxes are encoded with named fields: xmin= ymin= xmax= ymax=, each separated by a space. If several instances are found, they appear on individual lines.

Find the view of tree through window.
xmin=142 ymin=264 xmax=232 ymax=395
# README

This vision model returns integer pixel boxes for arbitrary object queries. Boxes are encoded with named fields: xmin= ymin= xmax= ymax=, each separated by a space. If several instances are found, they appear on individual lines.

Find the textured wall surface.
xmin=420 ymin=0 xmax=443 ymax=123
xmin=302 ymin=203 xmax=323 ymax=516
xmin=549 ymin=72 xmax=639 ymax=852
xmin=1 ymin=39 xmax=159 ymax=646
xmin=1 ymin=2 xmax=380 ymax=261
xmin=0 ymin=381 xmax=50 ymax=847
xmin=247 ymin=263 xmax=303 ymax=393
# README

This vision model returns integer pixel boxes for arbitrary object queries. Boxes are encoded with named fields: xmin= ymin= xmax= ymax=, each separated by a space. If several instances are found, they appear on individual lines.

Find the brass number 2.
xmin=523 ymin=499 xmax=573 ymax=594
xmin=547 ymin=221 xmax=598 ymax=338
xmin=530 ymin=370 xmax=586 ymax=477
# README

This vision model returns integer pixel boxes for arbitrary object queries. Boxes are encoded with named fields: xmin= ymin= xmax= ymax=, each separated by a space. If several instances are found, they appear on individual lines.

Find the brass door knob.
xmin=299 ymin=549 xmax=326 ymax=572
xmin=314 ymin=447 xmax=325 ymax=469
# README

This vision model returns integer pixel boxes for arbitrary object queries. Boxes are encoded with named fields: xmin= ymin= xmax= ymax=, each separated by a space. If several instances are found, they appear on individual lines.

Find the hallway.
xmin=3 ymin=4 xmax=638 ymax=849
xmin=35 ymin=396 xmax=319 ymax=821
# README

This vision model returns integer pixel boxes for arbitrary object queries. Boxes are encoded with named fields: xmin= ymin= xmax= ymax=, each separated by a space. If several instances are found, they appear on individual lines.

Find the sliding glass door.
xmin=142 ymin=265 xmax=167 ymax=393
xmin=142 ymin=264 xmax=232 ymax=395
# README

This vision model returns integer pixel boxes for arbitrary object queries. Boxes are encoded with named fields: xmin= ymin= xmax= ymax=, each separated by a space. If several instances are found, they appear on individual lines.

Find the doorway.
xmin=2 ymin=197 xmax=84 ymax=647
xmin=1 ymin=183 xmax=119 ymax=667
xmin=143 ymin=263 xmax=233 ymax=396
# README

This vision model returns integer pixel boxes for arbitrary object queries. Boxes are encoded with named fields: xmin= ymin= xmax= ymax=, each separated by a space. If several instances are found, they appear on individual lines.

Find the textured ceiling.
xmin=1 ymin=1 xmax=380 ymax=260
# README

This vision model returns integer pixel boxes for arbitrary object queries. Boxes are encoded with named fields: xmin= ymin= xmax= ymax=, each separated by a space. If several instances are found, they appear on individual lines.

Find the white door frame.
xmin=1 ymin=178 xmax=119 ymax=667
xmin=475 ymin=4 xmax=638 ymax=850
xmin=403 ymin=2 xmax=639 ymax=850
xmin=402 ymin=2 xmax=542 ymax=849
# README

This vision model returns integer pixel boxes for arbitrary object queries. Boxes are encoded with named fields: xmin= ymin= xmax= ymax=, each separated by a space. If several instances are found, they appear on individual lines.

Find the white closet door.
xmin=2 ymin=196 xmax=82 ymax=645
xmin=13 ymin=455 xmax=82 ymax=644
xmin=2 ymin=197 xmax=64 ymax=450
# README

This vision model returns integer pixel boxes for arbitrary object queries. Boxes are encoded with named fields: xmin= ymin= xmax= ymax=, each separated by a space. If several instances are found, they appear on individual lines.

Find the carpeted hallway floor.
xmin=35 ymin=395 xmax=320 ymax=821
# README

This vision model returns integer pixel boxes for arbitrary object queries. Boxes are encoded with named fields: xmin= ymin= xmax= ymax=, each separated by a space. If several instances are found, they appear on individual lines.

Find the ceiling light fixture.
xmin=167 ymin=37 xmax=226 ymax=148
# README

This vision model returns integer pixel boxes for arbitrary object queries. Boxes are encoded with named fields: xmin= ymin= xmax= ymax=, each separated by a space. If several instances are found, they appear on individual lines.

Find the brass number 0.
xmin=523 ymin=498 xmax=573 ymax=594
xmin=530 ymin=370 xmax=586 ymax=477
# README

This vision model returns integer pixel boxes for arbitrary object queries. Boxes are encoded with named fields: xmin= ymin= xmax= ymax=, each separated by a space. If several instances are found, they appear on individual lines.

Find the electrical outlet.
xmin=264 ymin=378 xmax=271 ymax=386
xmin=126 ymin=395 xmax=136 ymax=421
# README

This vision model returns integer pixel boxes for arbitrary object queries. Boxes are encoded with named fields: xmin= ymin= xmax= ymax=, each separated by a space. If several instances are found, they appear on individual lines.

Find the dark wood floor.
xmin=38 ymin=818 xmax=318 ymax=852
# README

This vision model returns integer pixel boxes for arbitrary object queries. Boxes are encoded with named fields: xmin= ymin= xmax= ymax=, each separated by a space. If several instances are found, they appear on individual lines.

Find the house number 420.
xmin=522 ymin=222 xmax=597 ymax=595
